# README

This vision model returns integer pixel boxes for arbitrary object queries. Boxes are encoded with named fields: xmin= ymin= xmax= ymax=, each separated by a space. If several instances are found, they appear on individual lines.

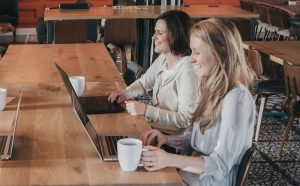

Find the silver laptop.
xmin=0 ymin=87 xmax=23 ymax=160
xmin=71 ymin=86 xmax=133 ymax=162
xmin=55 ymin=63 xmax=124 ymax=114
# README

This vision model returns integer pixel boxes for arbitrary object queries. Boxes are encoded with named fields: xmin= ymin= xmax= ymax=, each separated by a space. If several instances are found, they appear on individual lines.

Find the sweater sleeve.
xmin=146 ymin=61 xmax=201 ymax=131
xmin=125 ymin=55 xmax=164 ymax=99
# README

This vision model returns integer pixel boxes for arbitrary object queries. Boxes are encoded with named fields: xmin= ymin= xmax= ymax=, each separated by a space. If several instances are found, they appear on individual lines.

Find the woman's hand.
xmin=107 ymin=91 xmax=126 ymax=103
xmin=140 ymin=129 xmax=167 ymax=148
xmin=125 ymin=101 xmax=146 ymax=116
xmin=141 ymin=146 xmax=172 ymax=171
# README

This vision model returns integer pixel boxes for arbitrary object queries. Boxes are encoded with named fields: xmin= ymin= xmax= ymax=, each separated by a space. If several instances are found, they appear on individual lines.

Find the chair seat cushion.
xmin=257 ymin=80 xmax=285 ymax=94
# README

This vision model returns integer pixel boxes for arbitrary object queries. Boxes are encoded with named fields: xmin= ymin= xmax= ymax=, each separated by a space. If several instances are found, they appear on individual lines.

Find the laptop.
xmin=55 ymin=63 xmax=125 ymax=114
xmin=0 ymin=87 xmax=23 ymax=160
xmin=72 ymin=88 xmax=129 ymax=161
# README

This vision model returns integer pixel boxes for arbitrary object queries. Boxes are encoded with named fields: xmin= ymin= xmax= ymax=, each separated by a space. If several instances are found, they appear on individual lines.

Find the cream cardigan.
xmin=125 ymin=54 xmax=201 ymax=133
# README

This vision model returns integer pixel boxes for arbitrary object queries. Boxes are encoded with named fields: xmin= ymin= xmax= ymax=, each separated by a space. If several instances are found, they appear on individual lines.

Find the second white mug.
xmin=69 ymin=76 xmax=85 ymax=96
xmin=0 ymin=88 xmax=7 ymax=111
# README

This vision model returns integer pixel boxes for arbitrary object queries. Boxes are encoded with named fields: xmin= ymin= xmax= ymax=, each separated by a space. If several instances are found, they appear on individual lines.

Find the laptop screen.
xmin=72 ymin=91 xmax=103 ymax=159
xmin=55 ymin=64 xmax=77 ymax=99
xmin=55 ymin=63 xmax=103 ymax=158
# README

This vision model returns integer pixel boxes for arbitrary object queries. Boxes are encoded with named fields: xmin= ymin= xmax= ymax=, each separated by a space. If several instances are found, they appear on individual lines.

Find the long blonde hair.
xmin=191 ymin=18 xmax=253 ymax=133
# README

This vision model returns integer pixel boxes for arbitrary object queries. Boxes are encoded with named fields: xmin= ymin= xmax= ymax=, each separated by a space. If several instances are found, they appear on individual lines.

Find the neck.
xmin=165 ymin=53 xmax=183 ymax=70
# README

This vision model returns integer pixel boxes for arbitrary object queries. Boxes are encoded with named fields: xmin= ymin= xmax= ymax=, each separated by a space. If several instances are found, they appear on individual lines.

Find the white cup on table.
xmin=69 ymin=76 xmax=85 ymax=97
xmin=117 ymin=138 xmax=144 ymax=171
xmin=0 ymin=88 xmax=7 ymax=111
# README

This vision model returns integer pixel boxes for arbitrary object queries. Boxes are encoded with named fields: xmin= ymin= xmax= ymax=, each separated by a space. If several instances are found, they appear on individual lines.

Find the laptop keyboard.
xmin=105 ymin=136 xmax=127 ymax=156
xmin=0 ymin=136 xmax=8 ymax=155
xmin=80 ymin=96 xmax=123 ymax=114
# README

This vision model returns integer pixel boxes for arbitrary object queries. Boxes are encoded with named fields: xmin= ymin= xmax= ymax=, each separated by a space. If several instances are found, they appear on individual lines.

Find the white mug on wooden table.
xmin=117 ymin=138 xmax=144 ymax=171
xmin=0 ymin=88 xmax=7 ymax=111
xmin=69 ymin=76 xmax=85 ymax=97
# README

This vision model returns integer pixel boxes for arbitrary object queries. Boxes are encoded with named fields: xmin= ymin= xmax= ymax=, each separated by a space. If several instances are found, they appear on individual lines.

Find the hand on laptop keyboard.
xmin=107 ymin=91 xmax=126 ymax=103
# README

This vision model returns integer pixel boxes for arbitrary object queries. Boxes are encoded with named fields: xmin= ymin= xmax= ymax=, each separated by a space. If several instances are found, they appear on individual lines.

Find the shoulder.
xmin=152 ymin=54 xmax=167 ymax=67
xmin=223 ymin=83 xmax=255 ymax=109
xmin=178 ymin=56 xmax=195 ymax=74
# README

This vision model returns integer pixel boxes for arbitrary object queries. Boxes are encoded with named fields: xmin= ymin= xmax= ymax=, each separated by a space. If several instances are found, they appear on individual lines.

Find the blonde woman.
xmin=140 ymin=18 xmax=256 ymax=185
xmin=108 ymin=10 xmax=200 ymax=132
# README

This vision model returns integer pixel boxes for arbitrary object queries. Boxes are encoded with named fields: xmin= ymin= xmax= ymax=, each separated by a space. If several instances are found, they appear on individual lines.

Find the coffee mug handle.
xmin=138 ymin=148 xmax=149 ymax=167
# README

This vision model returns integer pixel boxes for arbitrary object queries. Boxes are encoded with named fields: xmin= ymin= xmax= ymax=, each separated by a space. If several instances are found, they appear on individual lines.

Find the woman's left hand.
xmin=125 ymin=101 xmax=146 ymax=116
xmin=141 ymin=145 xmax=171 ymax=171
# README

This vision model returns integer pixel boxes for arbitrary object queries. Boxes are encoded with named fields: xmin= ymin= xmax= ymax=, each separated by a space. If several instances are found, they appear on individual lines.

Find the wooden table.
xmin=0 ymin=82 xmax=181 ymax=185
xmin=44 ymin=5 xmax=258 ymax=70
xmin=0 ymin=43 xmax=182 ymax=185
xmin=44 ymin=5 xmax=258 ymax=20
xmin=0 ymin=43 xmax=123 ymax=83
xmin=241 ymin=0 xmax=300 ymax=17
xmin=243 ymin=41 xmax=300 ymax=65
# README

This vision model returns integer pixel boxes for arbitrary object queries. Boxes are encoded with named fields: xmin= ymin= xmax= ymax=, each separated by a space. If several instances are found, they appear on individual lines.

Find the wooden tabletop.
xmin=0 ymin=43 xmax=123 ymax=83
xmin=44 ymin=5 xmax=258 ymax=21
xmin=241 ymin=0 xmax=300 ymax=17
xmin=0 ymin=82 xmax=182 ymax=185
xmin=243 ymin=41 xmax=300 ymax=65
xmin=0 ymin=43 xmax=182 ymax=185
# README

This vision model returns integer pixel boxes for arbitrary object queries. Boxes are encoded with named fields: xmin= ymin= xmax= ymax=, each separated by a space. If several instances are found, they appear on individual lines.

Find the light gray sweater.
xmin=125 ymin=54 xmax=201 ymax=132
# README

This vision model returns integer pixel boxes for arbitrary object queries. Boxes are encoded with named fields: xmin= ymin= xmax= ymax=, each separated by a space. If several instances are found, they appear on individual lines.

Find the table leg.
xmin=136 ymin=19 xmax=154 ymax=72
xmin=250 ymin=18 xmax=257 ymax=41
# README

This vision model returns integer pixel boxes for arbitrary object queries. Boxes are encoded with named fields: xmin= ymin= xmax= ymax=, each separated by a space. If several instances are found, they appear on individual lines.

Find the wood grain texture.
xmin=0 ymin=81 xmax=181 ymax=185
xmin=44 ymin=5 xmax=258 ymax=21
xmin=0 ymin=43 xmax=123 ymax=83
xmin=243 ymin=41 xmax=300 ymax=65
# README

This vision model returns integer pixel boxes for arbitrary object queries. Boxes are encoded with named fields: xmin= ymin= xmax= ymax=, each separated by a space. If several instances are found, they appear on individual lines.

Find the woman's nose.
xmin=152 ymin=34 xmax=157 ymax=40
xmin=190 ymin=56 xmax=196 ymax=63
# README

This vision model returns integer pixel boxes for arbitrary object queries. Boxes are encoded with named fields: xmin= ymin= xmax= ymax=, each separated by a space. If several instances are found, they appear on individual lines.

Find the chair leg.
xmin=120 ymin=46 xmax=127 ymax=77
xmin=277 ymin=113 xmax=295 ymax=156
xmin=253 ymin=94 xmax=258 ymax=103
xmin=255 ymin=96 xmax=266 ymax=142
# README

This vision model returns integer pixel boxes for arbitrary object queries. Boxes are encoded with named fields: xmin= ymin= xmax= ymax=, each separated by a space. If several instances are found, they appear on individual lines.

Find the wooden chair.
xmin=278 ymin=61 xmax=300 ymax=156
xmin=124 ymin=62 xmax=143 ymax=86
xmin=236 ymin=144 xmax=256 ymax=186
xmin=104 ymin=19 xmax=137 ymax=76
xmin=268 ymin=7 xmax=290 ymax=41
xmin=246 ymin=47 xmax=285 ymax=142
xmin=255 ymin=3 xmax=271 ymax=40
xmin=54 ymin=20 xmax=97 ymax=44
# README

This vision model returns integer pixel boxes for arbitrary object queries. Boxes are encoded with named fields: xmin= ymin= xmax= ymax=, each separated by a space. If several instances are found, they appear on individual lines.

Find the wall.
xmin=19 ymin=0 xmax=111 ymax=27
xmin=19 ymin=0 xmax=240 ymax=28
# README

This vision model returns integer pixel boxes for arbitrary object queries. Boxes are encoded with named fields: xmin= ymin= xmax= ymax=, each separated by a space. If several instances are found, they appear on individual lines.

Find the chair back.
xmin=269 ymin=7 xmax=289 ymax=30
xmin=104 ymin=19 xmax=136 ymax=46
xmin=124 ymin=62 xmax=143 ymax=86
xmin=256 ymin=4 xmax=271 ymax=24
xmin=283 ymin=61 xmax=300 ymax=98
xmin=236 ymin=144 xmax=255 ymax=186
xmin=247 ymin=46 xmax=263 ymax=76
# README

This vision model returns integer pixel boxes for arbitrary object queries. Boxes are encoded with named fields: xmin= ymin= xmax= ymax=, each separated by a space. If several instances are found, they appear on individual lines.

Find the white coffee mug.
xmin=0 ymin=88 xmax=7 ymax=111
xmin=69 ymin=76 xmax=85 ymax=96
xmin=117 ymin=138 xmax=143 ymax=171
